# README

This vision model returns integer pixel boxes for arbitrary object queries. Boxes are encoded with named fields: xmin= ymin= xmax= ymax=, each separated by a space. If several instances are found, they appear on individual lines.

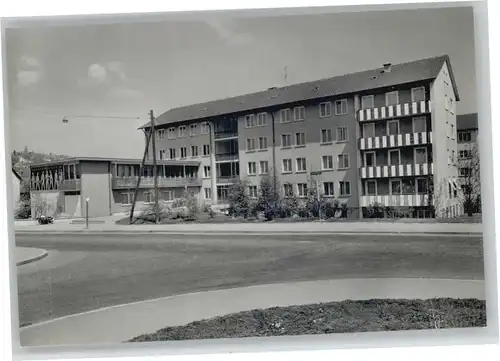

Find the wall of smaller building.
xmin=30 ymin=190 xmax=64 ymax=218
xmin=12 ymin=172 xmax=21 ymax=213
xmin=80 ymin=161 xmax=112 ymax=217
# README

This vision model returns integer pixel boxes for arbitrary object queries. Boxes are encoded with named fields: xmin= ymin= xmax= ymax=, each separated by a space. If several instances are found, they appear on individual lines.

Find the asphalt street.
xmin=15 ymin=233 xmax=484 ymax=327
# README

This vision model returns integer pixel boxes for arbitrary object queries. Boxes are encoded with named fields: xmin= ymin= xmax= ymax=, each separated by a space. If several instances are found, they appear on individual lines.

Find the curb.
xmin=16 ymin=250 xmax=48 ymax=266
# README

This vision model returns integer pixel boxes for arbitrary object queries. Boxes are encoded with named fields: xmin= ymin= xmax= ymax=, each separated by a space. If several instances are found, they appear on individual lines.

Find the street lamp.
xmin=85 ymin=197 xmax=90 ymax=229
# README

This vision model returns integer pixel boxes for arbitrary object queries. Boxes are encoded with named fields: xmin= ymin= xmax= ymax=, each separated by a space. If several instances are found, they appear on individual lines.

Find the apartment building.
xmin=141 ymin=55 xmax=463 ymax=218
xmin=456 ymin=112 xmax=480 ymax=202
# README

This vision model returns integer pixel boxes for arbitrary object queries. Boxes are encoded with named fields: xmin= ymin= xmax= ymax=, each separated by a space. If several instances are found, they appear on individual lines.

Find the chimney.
xmin=268 ymin=86 xmax=278 ymax=90
xmin=382 ymin=63 xmax=392 ymax=73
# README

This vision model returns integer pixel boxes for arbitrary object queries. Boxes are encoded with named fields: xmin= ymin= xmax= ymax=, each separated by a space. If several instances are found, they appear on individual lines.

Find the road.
xmin=16 ymin=233 xmax=484 ymax=327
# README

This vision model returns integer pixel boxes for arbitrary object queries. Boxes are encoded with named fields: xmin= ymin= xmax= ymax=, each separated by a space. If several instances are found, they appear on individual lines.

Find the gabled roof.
xmin=141 ymin=55 xmax=460 ymax=129
xmin=457 ymin=113 xmax=478 ymax=130
xmin=12 ymin=168 xmax=22 ymax=181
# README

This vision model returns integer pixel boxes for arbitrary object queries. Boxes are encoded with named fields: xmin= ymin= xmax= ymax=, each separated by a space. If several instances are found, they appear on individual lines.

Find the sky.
xmin=5 ymin=6 xmax=476 ymax=158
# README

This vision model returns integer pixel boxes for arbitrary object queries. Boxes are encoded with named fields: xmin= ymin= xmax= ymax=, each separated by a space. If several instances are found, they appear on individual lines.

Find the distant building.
xmin=28 ymin=157 xmax=200 ymax=219
xmin=140 ymin=55 xmax=463 ymax=218
xmin=457 ymin=113 xmax=478 ymax=152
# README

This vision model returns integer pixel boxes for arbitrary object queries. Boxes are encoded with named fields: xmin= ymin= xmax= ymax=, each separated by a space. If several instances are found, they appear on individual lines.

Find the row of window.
xmin=364 ymin=178 xmax=428 ymax=196
xmin=361 ymin=117 xmax=427 ymax=138
xmin=458 ymin=131 xmax=473 ymax=143
xmin=157 ymin=122 xmax=211 ymax=140
xmin=364 ymin=147 xmax=430 ymax=167
xmin=159 ymin=144 xmax=211 ymax=160
xmin=360 ymin=87 xmax=427 ymax=110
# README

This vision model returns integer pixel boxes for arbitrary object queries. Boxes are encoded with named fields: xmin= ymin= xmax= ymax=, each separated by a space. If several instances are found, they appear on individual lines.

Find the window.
xmin=249 ymin=186 xmax=258 ymax=198
xmin=295 ymin=132 xmax=306 ymax=146
xmin=246 ymin=138 xmax=256 ymax=152
xmin=390 ymin=179 xmax=402 ymax=195
xmin=413 ymin=117 xmax=427 ymax=133
xmin=339 ymin=181 xmax=351 ymax=196
xmin=411 ymin=86 xmax=426 ymax=102
xmin=168 ymin=128 xmax=176 ymax=139
xmin=204 ymin=188 xmax=212 ymax=199
xmin=178 ymin=126 xmax=187 ymax=137
xmin=259 ymin=161 xmax=269 ymax=175
xmin=159 ymin=149 xmax=166 ymax=160
xmin=297 ymin=183 xmax=308 ymax=197
xmin=319 ymin=102 xmax=332 ymax=117
xmin=322 ymin=155 xmax=334 ymax=170
xmin=414 ymin=147 xmax=428 ymax=164
xmin=337 ymin=154 xmax=350 ymax=169
xmin=458 ymin=131 xmax=472 ymax=143
xmin=417 ymin=178 xmax=428 ymax=194
xmin=385 ymin=91 xmax=399 ymax=106
xmin=121 ymin=192 xmax=133 ymax=205
xmin=257 ymin=113 xmax=267 ymax=126
xmin=283 ymin=184 xmax=294 ymax=197
xmin=281 ymin=134 xmax=293 ymax=148
xmin=364 ymin=151 xmax=376 ymax=167
xmin=387 ymin=120 xmax=400 ymax=135
xmin=144 ymin=191 xmax=153 ymax=203
xmin=363 ymin=123 xmax=375 ymax=138
xmin=336 ymin=126 xmax=348 ymax=142
xmin=366 ymin=180 xmax=377 ymax=196
xmin=258 ymin=137 xmax=268 ymax=150
xmin=180 ymin=147 xmax=187 ymax=158
xmin=203 ymin=144 xmax=211 ymax=156
xmin=203 ymin=166 xmax=211 ymax=178
xmin=201 ymin=122 xmax=210 ymax=135
xmin=164 ymin=190 xmax=175 ymax=202
xmin=451 ymin=150 xmax=455 ymax=162
xmin=361 ymin=95 xmax=374 ymax=109
xmin=169 ymin=148 xmax=176 ymax=159
xmin=280 ymin=108 xmax=292 ymax=123
xmin=157 ymin=129 xmax=165 ymax=140
xmin=296 ymin=158 xmax=307 ymax=172
xmin=293 ymin=106 xmax=305 ymax=121
xmin=324 ymin=182 xmax=335 ymax=196
xmin=321 ymin=129 xmax=333 ymax=144
xmin=247 ymin=162 xmax=257 ymax=175
xmin=451 ymin=124 xmax=455 ymax=139
xmin=282 ymin=159 xmax=293 ymax=173
xmin=245 ymin=114 xmax=256 ymax=128
xmin=190 ymin=124 xmax=197 ymax=136
xmin=335 ymin=99 xmax=348 ymax=115
xmin=389 ymin=149 xmax=400 ymax=165
xmin=459 ymin=150 xmax=471 ymax=159
xmin=191 ymin=146 xmax=198 ymax=157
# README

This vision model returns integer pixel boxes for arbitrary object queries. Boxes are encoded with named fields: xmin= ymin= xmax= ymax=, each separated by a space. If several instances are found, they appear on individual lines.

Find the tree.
xmin=256 ymin=175 xmax=281 ymax=221
xmin=228 ymin=180 xmax=251 ymax=218
xmin=456 ymin=144 xmax=481 ymax=216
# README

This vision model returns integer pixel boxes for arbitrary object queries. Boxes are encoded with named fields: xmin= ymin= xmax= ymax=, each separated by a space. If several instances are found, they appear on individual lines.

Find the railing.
xmin=360 ymin=163 xmax=434 ymax=179
xmin=214 ymin=131 xmax=238 ymax=140
xmin=361 ymin=194 xmax=430 ymax=207
xmin=215 ymin=154 xmax=239 ymax=162
xmin=359 ymin=132 xmax=432 ymax=150
xmin=216 ymin=176 xmax=240 ymax=184
xmin=358 ymin=101 xmax=431 ymax=122
xmin=112 ymin=176 xmax=202 ymax=189
xmin=30 ymin=179 xmax=81 ymax=191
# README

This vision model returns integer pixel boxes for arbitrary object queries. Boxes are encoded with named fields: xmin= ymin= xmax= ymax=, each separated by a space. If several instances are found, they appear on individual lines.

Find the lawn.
xmin=129 ymin=298 xmax=486 ymax=342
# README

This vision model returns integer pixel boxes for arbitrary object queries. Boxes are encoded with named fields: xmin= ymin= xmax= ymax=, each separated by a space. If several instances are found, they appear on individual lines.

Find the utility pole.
xmin=150 ymin=110 xmax=160 ymax=224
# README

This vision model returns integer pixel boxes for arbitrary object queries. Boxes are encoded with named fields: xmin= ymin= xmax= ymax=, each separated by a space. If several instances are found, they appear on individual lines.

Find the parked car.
xmin=36 ymin=215 xmax=54 ymax=225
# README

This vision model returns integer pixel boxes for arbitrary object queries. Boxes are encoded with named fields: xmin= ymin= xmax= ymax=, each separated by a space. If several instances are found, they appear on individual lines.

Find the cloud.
xmin=108 ymin=86 xmax=142 ymax=99
xmin=206 ymin=18 xmax=254 ymax=46
xmin=106 ymin=61 xmax=127 ymax=82
xmin=88 ymin=63 xmax=107 ymax=83
xmin=17 ymin=55 xmax=42 ymax=86
xmin=17 ymin=70 xmax=41 ymax=86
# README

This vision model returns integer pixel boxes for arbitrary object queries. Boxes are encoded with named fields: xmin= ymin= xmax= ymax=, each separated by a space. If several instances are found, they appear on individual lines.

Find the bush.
xmin=228 ymin=180 xmax=251 ymax=218
xmin=321 ymin=199 xmax=340 ymax=219
xmin=364 ymin=202 xmax=384 ymax=218
xmin=256 ymin=176 xmax=281 ymax=221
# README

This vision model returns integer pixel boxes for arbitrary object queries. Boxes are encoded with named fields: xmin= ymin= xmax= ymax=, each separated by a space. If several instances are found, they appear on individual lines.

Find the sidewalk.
xmin=16 ymin=247 xmax=48 ymax=266
xmin=14 ymin=220 xmax=483 ymax=235
xmin=20 ymin=278 xmax=485 ymax=347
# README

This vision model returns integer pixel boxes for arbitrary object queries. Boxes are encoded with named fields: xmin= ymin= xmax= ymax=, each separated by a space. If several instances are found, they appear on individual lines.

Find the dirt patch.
xmin=129 ymin=298 xmax=486 ymax=342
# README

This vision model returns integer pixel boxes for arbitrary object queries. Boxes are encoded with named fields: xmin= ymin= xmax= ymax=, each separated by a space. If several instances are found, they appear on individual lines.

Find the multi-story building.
xmin=27 ymin=157 xmax=200 ymax=218
xmin=141 ymin=55 xmax=463 ymax=218
xmin=457 ymin=113 xmax=478 ymax=157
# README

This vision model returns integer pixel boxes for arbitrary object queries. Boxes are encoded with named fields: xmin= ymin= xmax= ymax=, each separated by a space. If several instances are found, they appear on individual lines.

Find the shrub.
xmin=364 ymin=202 xmax=384 ymax=218
xmin=228 ymin=180 xmax=251 ymax=218
xmin=256 ymin=176 xmax=280 ymax=221
xmin=321 ymin=199 xmax=340 ymax=219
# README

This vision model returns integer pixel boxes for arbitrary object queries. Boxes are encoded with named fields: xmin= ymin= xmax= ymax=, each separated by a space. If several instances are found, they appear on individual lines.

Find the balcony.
xmin=30 ymin=179 xmax=81 ymax=192
xmin=360 ymin=163 xmax=434 ymax=179
xmin=112 ymin=176 xmax=202 ymax=189
xmin=358 ymin=101 xmax=431 ymax=122
xmin=360 ymin=131 xmax=432 ymax=150
xmin=216 ymin=176 xmax=240 ymax=184
xmin=360 ymin=194 xmax=430 ymax=207
xmin=215 ymin=153 xmax=239 ymax=162
xmin=214 ymin=131 xmax=238 ymax=140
